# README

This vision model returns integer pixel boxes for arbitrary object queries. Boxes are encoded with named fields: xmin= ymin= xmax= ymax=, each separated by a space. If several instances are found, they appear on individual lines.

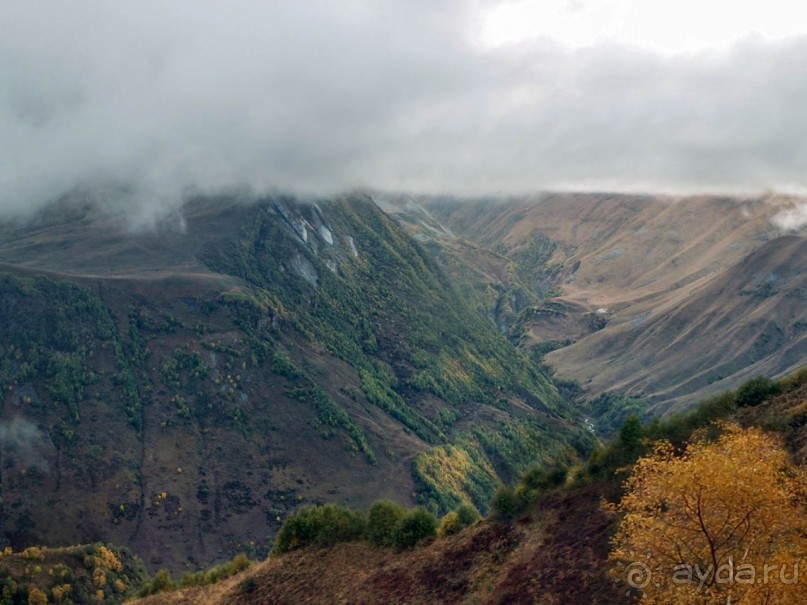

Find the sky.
xmin=3 ymin=0 xmax=807 ymax=219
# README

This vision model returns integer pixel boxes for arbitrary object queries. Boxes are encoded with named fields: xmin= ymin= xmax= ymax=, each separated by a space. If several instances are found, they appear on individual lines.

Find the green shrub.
xmin=490 ymin=485 xmax=521 ymax=520
xmin=178 ymin=553 xmax=253 ymax=589
xmin=735 ymin=376 xmax=781 ymax=408
xmin=392 ymin=508 xmax=437 ymax=549
xmin=238 ymin=576 xmax=258 ymax=595
xmin=520 ymin=466 xmax=567 ymax=491
xmin=689 ymin=392 xmax=737 ymax=424
xmin=137 ymin=568 xmax=174 ymax=596
xmin=437 ymin=503 xmax=480 ymax=537
xmin=454 ymin=503 xmax=481 ymax=527
xmin=366 ymin=500 xmax=406 ymax=547
xmin=438 ymin=511 xmax=462 ymax=537
xmin=272 ymin=504 xmax=366 ymax=554
xmin=780 ymin=367 xmax=807 ymax=389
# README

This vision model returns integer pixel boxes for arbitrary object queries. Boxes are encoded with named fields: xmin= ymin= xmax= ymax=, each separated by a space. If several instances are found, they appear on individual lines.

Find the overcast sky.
xmin=3 ymin=0 xmax=807 ymax=219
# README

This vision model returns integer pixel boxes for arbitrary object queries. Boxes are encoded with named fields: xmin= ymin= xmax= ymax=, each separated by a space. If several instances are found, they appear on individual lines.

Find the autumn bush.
xmin=438 ymin=511 xmax=463 ymax=536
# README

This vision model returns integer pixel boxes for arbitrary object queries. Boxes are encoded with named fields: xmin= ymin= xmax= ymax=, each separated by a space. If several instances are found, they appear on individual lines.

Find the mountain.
xmin=3 ymin=188 xmax=805 ymax=582
xmin=390 ymin=192 xmax=807 ymax=420
xmin=0 ymin=193 xmax=591 ymax=572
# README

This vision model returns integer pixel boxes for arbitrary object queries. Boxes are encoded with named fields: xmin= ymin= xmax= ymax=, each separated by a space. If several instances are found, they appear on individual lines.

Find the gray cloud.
xmin=2 ymin=1 xmax=807 ymax=220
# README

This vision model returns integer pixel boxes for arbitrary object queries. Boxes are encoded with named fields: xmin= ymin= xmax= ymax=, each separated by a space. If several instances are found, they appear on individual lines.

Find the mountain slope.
xmin=0 ymin=194 xmax=591 ymax=572
xmin=416 ymin=193 xmax=806 ymax=415
xmin=132 ymin=371 xmax=807 ymax=605
xmin=550 ymin=234 xmax=807 ymax=413
xmin=134 ymin=483 xmax=621 ymax=605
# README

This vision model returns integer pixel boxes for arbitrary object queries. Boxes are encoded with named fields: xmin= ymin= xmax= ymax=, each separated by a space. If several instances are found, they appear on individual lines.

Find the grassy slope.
xmin=554 ymin=234 xmax=807 ymax=413
xmin=134 ymin=483 xmax=621 ymax=605
xmin=0 ymin=195 xmax=591 ymax=573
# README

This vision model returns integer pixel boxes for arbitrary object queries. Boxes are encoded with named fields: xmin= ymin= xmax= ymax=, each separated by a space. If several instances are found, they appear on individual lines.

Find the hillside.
xmin=397 ymin=193 xmax=807 ymax=416
xmin=0 ymin=194 xmax=591 ymax=573
xmin=134 ymin=482 xmax=622 ymax=605
xmin=552 ymin=234 xmax=807 ymax=413
xmin=132 ymin=371 xmax=807 ymax=605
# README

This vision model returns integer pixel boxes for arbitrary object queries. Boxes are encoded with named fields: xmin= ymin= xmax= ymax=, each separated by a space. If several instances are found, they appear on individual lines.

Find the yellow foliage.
xmin=27 ymin=586 xmax=48 ymax=605
xmin=611 ymin=423 xmax=807 ymax=604
xmin=438 ymin=511 xmax=461 ymax=537
xmin=416 ymin=445 xmax=494 ymax=505
xmin=96 ymin=545 xmax=123 ymax=571
xmin=21 ymin=546 xmax=44 ymax=561
xmin=51 ymin=584 xmax=72 ymax=603
xmin=92 ymin=567 xmax=106 ymax=588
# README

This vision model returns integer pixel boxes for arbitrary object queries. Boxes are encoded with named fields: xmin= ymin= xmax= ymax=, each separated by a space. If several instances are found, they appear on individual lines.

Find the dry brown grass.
xmin=133 ymin=481 xmax=624 ymax=605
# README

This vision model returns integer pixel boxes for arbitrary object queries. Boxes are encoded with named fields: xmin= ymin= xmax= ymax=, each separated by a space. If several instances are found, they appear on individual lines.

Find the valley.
xmin=386 ymin=192 xmax=807 ymax=420
xmin=0 ymin=190 xmax=805 ymax=599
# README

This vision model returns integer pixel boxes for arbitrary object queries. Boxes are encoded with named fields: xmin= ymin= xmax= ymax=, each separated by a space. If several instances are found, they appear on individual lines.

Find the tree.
xmin=27 ymin=586 xmax=48 ymax=605
xmin=619 ymin=413 xmax=642 ymax=449
xmin=611 ymin=424 xmax=807 ymax=604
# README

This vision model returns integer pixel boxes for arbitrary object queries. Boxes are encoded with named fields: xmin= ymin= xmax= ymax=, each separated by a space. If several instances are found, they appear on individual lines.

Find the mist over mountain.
xmin=5 ymin=1 xmax=807 ymax=223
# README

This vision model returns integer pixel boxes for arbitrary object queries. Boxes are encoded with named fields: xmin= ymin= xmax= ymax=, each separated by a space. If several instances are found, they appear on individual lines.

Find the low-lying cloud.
xmin=772 ymin=203 xmax=807 ymax=231
xmin=0 ymin=416 xmax=52 ymax=473
xmin=3 ymin=0 xmax=807 ymax=221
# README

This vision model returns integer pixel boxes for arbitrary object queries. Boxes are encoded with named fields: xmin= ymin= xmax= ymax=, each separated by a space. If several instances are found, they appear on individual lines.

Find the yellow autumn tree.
xmin=27 ymin=586 xmax=48 ymax=605
xmin=611 ymin=423 xmax=807 ymax=604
